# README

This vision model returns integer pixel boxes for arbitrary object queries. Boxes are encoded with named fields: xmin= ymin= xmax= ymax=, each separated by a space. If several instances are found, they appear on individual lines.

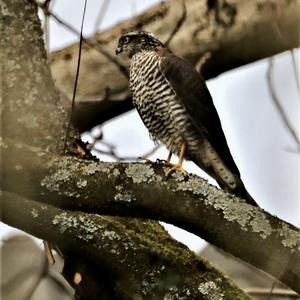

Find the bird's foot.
xmin=165 ymin=163 xmax=188 ymax=177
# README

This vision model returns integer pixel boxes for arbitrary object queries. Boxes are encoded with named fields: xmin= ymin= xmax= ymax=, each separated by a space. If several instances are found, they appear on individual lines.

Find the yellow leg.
xmin=165 ymin=144 xmax=188 ymax=177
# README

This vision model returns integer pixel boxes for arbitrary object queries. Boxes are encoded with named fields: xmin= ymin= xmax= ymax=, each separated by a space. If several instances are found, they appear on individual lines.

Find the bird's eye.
xmin=123 ymin=36 xmax=130 ymax=44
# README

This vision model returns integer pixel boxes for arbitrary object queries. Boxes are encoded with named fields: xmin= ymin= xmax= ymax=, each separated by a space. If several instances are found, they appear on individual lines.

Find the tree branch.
xmin=1 ymin=141 xmax=299 ymax=293
xmin=48 ymin=0 xmax=300 ymax=130
xmin=1 ymin=0 xmax=299 ymax=297
xmin=1 ymin=191 xmax=249 ymax=299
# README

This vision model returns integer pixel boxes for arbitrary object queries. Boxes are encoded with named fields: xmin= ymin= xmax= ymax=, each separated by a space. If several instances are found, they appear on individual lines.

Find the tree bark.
xmin=1 ymin=0 xmax=299 ymax=298
xmin=0 ymin=0 xmax=249 ymax=298
xmin=1 ymin=141 xmax=300 ymax=293
xmin=48 ymin=0 xmax=300 ymax=131
xmin=1 ymin=191 xmax=249 ymax=299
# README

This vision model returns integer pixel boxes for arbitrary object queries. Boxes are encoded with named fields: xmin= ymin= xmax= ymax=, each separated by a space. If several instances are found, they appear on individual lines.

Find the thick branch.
xmin=1 ymin=191 xmax=248 ymax=300
xmin=0 ymin=0 xmax=66 ymax=151
xmin=48 ymin=0 xmax=300 ymax=130
xmin=1 ymin=142 xmax=299 ymax=293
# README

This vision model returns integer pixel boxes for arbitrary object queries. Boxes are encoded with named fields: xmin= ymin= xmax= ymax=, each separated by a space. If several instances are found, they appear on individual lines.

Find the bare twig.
xmin=290 ymin=49 xmax=300 ymax=96
xmin=268 ymin=280 xmax=277 ymax=300
xmin=164 ymin=0 xmax=187 ymax=47
xmin=63 ymin=0 xmax=88 ymax=153
xmin=267 ymin=58 xmax=300 ymax=149
xmin=93 ymin=0 xmax=110 ymax=32
xmin=245 ymin=287 xmax=299 ymax=298
xmin=91 ymin=136 xmax=160 ymax=161
xmin=34 ymin=0 xmax=128 ymax=78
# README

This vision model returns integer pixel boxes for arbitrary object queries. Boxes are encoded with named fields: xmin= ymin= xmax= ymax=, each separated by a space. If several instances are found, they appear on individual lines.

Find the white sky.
xmin=1 ymin=0 xmax=299 ymax=253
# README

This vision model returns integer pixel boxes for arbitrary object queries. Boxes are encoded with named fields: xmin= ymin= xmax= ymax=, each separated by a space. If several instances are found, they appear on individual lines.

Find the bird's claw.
xmin=165 ymin=164 xmax=188 ymax=177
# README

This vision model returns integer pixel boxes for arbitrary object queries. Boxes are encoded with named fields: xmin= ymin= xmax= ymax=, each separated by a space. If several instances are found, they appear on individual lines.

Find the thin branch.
xmin=267 ymin=58 xmax=300 ymax=148
xmin=92 ymin=141 xmax=160 ymax=161
xmin=63 ymin=0 xmax=88 ymax=153
xmin=290 ymin=49 xmax=300 ymax=96
xmin=93 ymin=0 xmax=110 ymax=32
xmin=164 ymin=0 xmax=187 ymax=47
xmin=268 ymin=280 xmax=277 ymax=300
xmin=34 ymin=0 xmax=128 ymax=78
xmin=245 ymin=288 xmax=299 ymax=298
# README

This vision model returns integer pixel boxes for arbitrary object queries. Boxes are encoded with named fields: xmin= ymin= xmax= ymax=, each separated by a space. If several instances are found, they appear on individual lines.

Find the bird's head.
xmin=116 ymin=31 xmax=165 ymax=58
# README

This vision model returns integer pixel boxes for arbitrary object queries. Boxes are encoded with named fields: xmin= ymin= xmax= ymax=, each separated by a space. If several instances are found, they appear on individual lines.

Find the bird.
xmin=116 ymin=31 xmax=258 ymax=206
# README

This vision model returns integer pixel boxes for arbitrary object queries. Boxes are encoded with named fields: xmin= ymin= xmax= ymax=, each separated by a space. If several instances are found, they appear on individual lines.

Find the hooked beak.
xmin=115 ymin=46 xmax=123 ymax=55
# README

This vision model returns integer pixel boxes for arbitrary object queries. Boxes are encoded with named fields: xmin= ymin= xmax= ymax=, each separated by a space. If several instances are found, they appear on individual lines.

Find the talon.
xmin=165 ymin=164 xmax=188 ymax=177
xmin=165 ymin=144 xmax=188 ymax=177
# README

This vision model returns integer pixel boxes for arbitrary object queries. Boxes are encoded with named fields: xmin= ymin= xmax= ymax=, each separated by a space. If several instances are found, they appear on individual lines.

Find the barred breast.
xmin=129 ymin=50 xmax=201 ymax=156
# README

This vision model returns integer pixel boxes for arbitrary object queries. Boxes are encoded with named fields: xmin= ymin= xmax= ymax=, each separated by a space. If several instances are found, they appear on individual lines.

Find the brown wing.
xmin=159 ymin=50 xmax=240 ymax=176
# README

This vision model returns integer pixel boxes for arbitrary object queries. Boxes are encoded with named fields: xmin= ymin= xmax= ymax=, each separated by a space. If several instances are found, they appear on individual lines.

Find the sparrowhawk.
xmin=116 ymin=31 xmax=257 ymax=206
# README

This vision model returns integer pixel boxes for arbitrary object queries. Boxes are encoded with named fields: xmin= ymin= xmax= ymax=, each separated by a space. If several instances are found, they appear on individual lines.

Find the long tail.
xmin=228 ymin=177 xmax=258 ymax=207
xmin=193 ymin=157 xmax=258 ymax=207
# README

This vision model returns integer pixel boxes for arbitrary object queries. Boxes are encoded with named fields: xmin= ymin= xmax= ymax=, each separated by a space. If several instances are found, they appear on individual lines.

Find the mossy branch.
xmin=1 ymin=191 xmax=248 ymax=300
xmin=1 ymin=0 xmax=299 ymax=298
xmin=1 ymin=141 xmax=299 ymax=293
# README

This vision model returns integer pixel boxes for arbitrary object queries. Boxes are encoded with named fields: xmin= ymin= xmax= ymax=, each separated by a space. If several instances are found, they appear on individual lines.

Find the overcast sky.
xmin=1 ymin=0 xmax=299 ymax=252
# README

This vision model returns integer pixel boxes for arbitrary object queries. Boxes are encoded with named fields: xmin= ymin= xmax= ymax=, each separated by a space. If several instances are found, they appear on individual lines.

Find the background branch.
xmin=267 ymin=58 xmax=300 ymax=149
xmin=48 ymin=0 xmax=300 ymax=131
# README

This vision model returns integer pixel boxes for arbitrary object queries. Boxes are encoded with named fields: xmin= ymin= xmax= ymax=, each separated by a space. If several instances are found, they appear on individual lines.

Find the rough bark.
xmin=0 ymin=0 xmax=248 ymax=298
xmin=2 ymin=191 xmax=248 ymax=299
xmin=1 ymin=0 xmax=299 ymax=298
xmin=48 ymin=0 xmax=300 ymax=131
xmin=1 ymin=141 xmax=300 ymax=294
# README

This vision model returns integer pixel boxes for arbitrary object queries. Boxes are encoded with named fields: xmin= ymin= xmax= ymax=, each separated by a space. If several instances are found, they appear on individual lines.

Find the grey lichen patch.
xmin=249 ymin=211 xmax=272 ymax=239
xmin=171 ymin=171 xmax=186 ymax=182
xmin=81 ymin=161 xmax=116 ymax=177
xmin=77 ymin=179 xmax=87 ymax=189
xmin=52 ymin=213 xmax=103 ymax=241
xmin=81 ymin=161 xmax=102 ymax=175
xmin=114 ymin=185 xmax=136 ymax=203
xmin=41 ymin=157 xmax=82 ymax=196
xmin=31 ymin=208 xmax=39 ymax=218
xmin=279 ymin=223 xmax=300 ymax=251
xmin=125 ymin=163 xmax=155 ymax=183
xmin=103 ymin=230 xmax=121 ymax=241
xmin=113 ymin=168 xmax=120 ymax=176
xmin=198 ymin=281 xmax=224 ymax=300
xmin=41 ymin=168 xmax=72 ymax=192
xmin=163 ymin=286 xmax=193 ymax=300
xmin=177 ymin=175 xmax=273 ymax=239
xmin=155 ymin=174 xmax=163 ymax=182
xmin=176 ymin=176 xmax=210 ymax=196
